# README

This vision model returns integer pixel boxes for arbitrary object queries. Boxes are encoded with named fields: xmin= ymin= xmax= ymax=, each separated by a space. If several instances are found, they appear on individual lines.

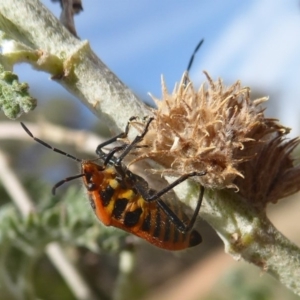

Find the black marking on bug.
xmin=141 ymin=212 xmax=151 ymax=232
xmin=124 ymin=208 xmax=143 ymax=227
xmin=99 ymin=185 xmax=115 ymax=207
xmin=112 ymin=198 xmax=128 ymax=219
xmin=153 ymin=209 xmax=161 ymax=238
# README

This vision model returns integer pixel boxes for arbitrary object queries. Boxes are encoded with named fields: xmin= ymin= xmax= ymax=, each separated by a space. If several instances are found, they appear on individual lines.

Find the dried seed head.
xmin=235 ymin=135 xmax=300 ymax=207
xmin=131 ymin=72 xmax=300 ymax=206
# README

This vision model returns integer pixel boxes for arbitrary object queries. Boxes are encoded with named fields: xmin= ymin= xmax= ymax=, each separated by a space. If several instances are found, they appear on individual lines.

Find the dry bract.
xmin=130 ymin=72 xmax=300 ymax=206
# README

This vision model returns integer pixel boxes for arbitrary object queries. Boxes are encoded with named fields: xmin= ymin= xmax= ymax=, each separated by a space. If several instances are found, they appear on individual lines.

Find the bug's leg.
xmin=153 ymin=185 xmax=204 ymax=233
xmin=163 ymin=184 xmax=204 ymax=233
xmin=95 ymin=116 xmax=137 ymax=157
xmin=103 ymin=146 xmax=127 ymax=166
xmin=116 ymin=117 xmax=154 ymax=165
xmin=183 ymin=185 xmax=204 ymax=232
xmin=134 ymin=171 xmax=206 ymax=232
xmin=140 ymin=171 xmax=205 ymax=202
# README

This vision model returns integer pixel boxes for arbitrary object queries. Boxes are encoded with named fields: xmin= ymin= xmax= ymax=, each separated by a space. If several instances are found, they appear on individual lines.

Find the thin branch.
xmin=0 ymin=121 xmax=104 ymax=155
xmin=0 ymin=150 xmax=35 ymax=215
xmin=203 ymin=189 xmax=300 ymax=294
xmin=46 ymin=243 xmax=98 ymax=300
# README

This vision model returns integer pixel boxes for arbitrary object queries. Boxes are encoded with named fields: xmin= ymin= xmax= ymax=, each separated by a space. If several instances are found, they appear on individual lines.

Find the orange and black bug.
xmin=21 ymin=118 xmax=206 ymax=250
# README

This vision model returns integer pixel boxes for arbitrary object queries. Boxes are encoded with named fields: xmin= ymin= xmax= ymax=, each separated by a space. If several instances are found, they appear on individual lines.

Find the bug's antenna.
xmin=20 ymin=122 xmax=82 ymax=163
xmin=52 ymin=173 xmax=86 ymax=195
xmin=186 ymin=39 xmax=204 ymax=73
xmin=183 ymin=39 xmax=204 ymax=87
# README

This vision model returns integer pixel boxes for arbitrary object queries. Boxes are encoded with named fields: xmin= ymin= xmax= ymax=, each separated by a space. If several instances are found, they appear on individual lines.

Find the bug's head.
xmin=81 ymin=161 xmax=109 ymax=192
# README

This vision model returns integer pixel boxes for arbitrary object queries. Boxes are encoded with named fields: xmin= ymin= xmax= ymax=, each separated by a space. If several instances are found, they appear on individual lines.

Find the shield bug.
xmin=21 ymin=118 xmax=205 ymax=250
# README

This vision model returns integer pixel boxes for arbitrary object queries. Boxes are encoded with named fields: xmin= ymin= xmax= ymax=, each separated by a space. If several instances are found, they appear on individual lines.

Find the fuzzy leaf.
xmin=0 ymin=63 xmax=36 ymax=119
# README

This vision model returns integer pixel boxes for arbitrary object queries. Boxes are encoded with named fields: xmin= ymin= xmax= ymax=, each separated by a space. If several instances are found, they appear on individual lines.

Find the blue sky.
xmin=25 ymin=1 xmax=300 ymax=136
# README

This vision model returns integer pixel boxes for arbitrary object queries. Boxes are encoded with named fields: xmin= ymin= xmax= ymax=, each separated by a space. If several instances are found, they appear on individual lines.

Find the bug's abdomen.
xmin=94 ymin=184 xmax=201 ymax=250
xmin=135 ymin=202 xmax=202 ymax=250
xmin=83 ymin=162 xmax=201 ymax=250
